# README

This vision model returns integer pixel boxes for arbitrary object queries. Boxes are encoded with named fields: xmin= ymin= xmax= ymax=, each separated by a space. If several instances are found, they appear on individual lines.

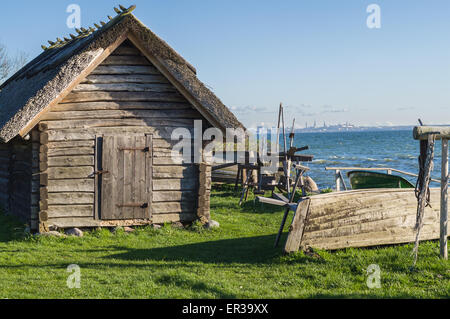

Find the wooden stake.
xmin=441 ymin=139 xmax=448 ymax=260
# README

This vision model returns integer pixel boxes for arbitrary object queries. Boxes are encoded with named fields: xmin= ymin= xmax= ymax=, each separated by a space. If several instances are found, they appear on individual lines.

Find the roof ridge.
xmin=41 ymin=5 xmax=136 ymax=51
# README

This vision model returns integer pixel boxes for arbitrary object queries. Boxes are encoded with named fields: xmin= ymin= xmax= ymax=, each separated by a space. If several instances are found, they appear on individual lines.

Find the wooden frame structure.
xmin=413 ymin=126 xmax=449 ymax=260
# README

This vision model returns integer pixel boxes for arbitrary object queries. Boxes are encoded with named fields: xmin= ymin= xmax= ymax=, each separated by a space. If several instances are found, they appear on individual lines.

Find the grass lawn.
xmin=0 ymin=184 xmax=448 ymax=299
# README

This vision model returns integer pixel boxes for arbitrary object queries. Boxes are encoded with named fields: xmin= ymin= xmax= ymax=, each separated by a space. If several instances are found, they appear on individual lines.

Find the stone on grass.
xmin=171 ymin=222 xmax=184 ymax=229
xmin=152 ymin=224 xmax=162 ymax=230
xmin=65 ymin=228 xmax=84 ymax=237
xmin=205 ymin=220 xmax=220 ymax=229
xmin=38 ymin=231 xmax=67 ymax=238
xmin=123 ymin=226 xmax=135 ymax=233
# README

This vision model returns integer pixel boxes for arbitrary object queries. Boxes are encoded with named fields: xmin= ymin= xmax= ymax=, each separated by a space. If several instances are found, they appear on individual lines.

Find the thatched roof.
xmin=0 ymin=5 xmax=244 ymax=143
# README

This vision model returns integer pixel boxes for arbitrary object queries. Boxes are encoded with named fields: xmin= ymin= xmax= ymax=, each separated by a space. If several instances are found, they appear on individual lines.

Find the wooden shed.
xmin=0 ymin=6 xmax=243 ymax=232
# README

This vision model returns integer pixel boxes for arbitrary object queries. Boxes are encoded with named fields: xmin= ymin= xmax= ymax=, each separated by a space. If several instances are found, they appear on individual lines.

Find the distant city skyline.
xmin=0 ymin=1 xmax=449 ymax=129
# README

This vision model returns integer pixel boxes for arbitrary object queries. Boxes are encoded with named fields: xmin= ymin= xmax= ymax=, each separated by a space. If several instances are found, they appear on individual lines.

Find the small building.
xmin=0 ymin=6 xmax=243 ymax=232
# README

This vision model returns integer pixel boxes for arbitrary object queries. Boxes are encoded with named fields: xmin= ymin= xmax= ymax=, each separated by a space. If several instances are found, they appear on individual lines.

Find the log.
xmin=101 ymin=55 xmax=150 ymax=66
xmin=152 ymin=191 xmax=196 ymax=202
xmin=73 ymin=83 xmax=176 ymax=93
xmin=153 ymin=178 xmax=198 ymax=191
xmin=111 ymin=46 xmax=141 ymax=55
xmin=62 ymin=91 xmax=186 ymax=103
xmin=47 ymin=192 xmax=94 ymax=205
xmin=46 ymin=205 xmax=94 ymax=218
xmin=90 ymin=65 xmax=160 ymax=75
xmin=41 ymin=119 xmax=194 ymax=130
xmin=441 ymin=139 xmax=448 ymax=259
xmin=45 ymin=156 xmax=95 ymax=168
xmin=45 ymin=166 xmax=94 ymax=180
xmin=414 ymin=126 xmax=450 ymax=140
xmin=47 ymin=179 xmax=94 ymax=192
xmin=82 ymin=74 xmax=169 ymax=85
xmin=41 ymin=109 xmax=200 ymax=121
xmin=152 ymin=202 xmax=196 ymax=214
xmin=54 ymin=101 xmax=190 ymax=111
xmin=153 ymin=165 xmax=197 ymax=179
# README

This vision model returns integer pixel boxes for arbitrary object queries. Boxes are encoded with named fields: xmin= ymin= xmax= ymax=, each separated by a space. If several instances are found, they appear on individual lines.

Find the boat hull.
xmin=347 ymin=170 xmax=415 ymax=189
xmin=285 ymin=188 xmax=449 ymax=251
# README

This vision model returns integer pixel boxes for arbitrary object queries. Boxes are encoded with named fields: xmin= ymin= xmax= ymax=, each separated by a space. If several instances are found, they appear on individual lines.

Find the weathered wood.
xmin=287 ymin=189 xmax=450 ymax=251
xmin=101 ymin=55 xmax=150 ymax=66
xmin=47 ymin=179 xmax=94 ymax=192
xmin=111 ymin=46 xmax=141 ymax=55
xmin=152 ymin=191 xmax=196 ymax=202
xmin=41 ymin=119 xmax=194 ymax=130
xmin=43 ymin=127 xmax=188 ymax=141
xmin=45 ymin=156 xmax=94 ymax=168
xmin=81 ymin=74 xmax=170 ymax=85
xmin=152 ymin=202 xmax=196 ymax=214
xmin=44 ymin=147 xmax=94 ymax=157
xmin=441 ymin=139 xmax=448 ymax=259
xmin=414 ymin=126 xmax=450 ymax=140
xmin=45 ymin=166 xmax=94 ymax=180
xmin=90 ymin=65 xmax=160 ymax=75
xmin=42 ymin=109 xmax=199 ymax=121
xmin=53 ymin=101 xmax=190 ymax=111
xmin=284 ymin=199 xmax=311 ymax=253
xmin=47 ymin=192 xmax=94 ymax=205
xmin=46 ymin=205 xmax=94 ymax=218
xmin=153 ymin=166 xmax=196 ymax=179
xmin=153 ymin=178 xmax=198 ymax=191
xmin=73 ymin=83 xmax=176 ymax=93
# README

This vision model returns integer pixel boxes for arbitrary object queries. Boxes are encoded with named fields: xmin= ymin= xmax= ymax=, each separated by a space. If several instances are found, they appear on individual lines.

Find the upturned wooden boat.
xmin=284 ymin=188 xmax=449 ymax=252
xmin=347 ymin=170 xmax=414 ymax=189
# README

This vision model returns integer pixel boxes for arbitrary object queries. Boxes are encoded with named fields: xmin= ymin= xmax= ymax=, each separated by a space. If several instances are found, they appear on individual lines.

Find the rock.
xmin=123 ymin=226 xmax=135 ymax=233
xmin=113 ymin=226 xmax=123 ymax=233
xmin=152 ymin=224 xmax=162 ymax=230
xmin=205 ymin=220 xmax=220 ymax=229
xmin=304 ymin=176 xmax=319 ymax=193
xmin=38 ymin=231 xmax=67 ymax=238
xmin=171 ymin=222 xmax=184 ymax=229
xmin=65 ymin=228 xmax=84 ymax=237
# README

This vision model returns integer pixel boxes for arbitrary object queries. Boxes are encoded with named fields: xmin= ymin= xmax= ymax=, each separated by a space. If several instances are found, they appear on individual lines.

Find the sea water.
xmin=290 ymin=130 xmax=444 ymax=190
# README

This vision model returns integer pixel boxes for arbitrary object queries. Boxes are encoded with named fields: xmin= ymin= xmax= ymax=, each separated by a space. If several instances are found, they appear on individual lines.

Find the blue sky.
xmin=1 ymin=1 xmax=449 ymax=128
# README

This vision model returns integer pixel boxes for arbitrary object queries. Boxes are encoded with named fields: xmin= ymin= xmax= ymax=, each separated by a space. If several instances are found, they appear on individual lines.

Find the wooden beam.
xmin=284 ymin=199 xmax=311 ymax=254
xmin=413 ymin=126 xmax=450 ymax=140
xmin=441 ymin=139 xmax=448 ymax=260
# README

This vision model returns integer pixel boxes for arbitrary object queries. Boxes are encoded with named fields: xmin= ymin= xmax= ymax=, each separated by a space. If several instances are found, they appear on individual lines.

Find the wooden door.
xmin=100 ymin=135 xmax=152 ymax=220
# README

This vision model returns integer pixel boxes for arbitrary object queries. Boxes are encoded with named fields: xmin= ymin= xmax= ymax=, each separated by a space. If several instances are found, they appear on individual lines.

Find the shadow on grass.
xmin=105 ymin=234 xmax=286 ymax=264
xmin=0 ymin=210 xmax=28 ymax=243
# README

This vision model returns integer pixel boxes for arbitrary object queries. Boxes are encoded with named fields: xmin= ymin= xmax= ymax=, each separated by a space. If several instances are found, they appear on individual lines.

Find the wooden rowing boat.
xmin=284 ymin=188 xmax=450 ymax=252
xmin=347 ymin=170 xmax=414 ymax=189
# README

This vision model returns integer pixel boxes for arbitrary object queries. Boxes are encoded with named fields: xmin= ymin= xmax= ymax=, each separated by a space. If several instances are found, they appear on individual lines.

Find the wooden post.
xmin=335 ymin=170 xmax=341 ymax=192
xmin=197 ymin=163 xmax=212 ymax=224
xmin=441 ymin=139 xmax=448 ymax=260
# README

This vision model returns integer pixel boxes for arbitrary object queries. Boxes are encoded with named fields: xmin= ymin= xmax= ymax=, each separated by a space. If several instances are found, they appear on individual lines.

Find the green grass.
xmin=0 ymin=184 xmax=448 ymax=299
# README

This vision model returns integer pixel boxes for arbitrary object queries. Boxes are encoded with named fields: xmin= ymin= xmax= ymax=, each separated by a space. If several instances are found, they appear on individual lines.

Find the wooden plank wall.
xmin=38 ymin=40 xmax=204 ymax=229
xmin=8 ymin=137 xmax=32 ymax=223
xmin=0 ymin=142 xmax=10 ymax=211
